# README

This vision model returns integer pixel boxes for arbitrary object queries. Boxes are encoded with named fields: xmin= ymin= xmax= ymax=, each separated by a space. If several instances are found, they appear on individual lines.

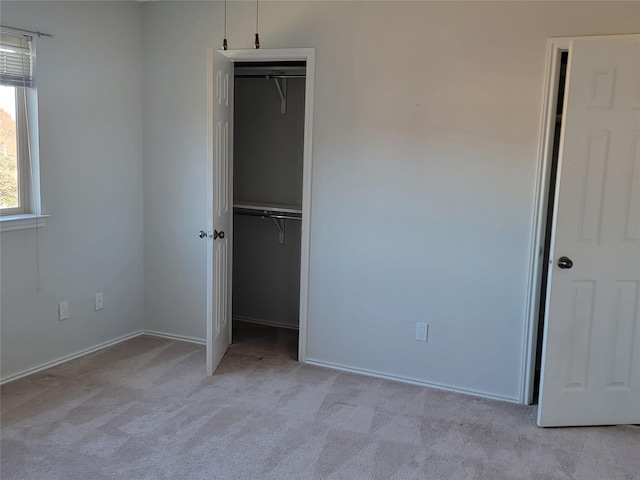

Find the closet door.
xmin=207 ymin=50 xmax=233 ymax=375
xmin=538 ymin=35 xmax=640 ymax=427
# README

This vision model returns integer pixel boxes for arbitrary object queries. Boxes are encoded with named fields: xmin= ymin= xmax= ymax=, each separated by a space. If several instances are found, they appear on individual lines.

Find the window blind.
xmin=0 ymin=30 xmax=33 ymax=88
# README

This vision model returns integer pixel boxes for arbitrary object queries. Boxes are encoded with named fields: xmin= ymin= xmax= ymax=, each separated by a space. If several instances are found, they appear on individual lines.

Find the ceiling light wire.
xmin=222 ymin=0 xmax=228 ymax=50
xmin=254 ymin=0 xmax=260 ymax=49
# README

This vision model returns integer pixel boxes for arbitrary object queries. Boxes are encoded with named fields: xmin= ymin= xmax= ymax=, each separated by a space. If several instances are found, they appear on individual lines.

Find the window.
xmin=0 ymin=29 xmax=43 ymax=227
xmin=0 ymin=85 xmax=30 ymax=214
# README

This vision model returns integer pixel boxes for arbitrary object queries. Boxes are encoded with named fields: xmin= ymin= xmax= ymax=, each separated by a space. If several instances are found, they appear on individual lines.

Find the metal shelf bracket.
xmin=272 ymin=77 xmax=287 ymax=114
xmin=271 ymin=217 xmax=285 ymax=244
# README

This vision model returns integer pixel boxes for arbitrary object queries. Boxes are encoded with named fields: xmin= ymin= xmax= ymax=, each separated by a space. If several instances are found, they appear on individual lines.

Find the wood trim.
xmin=142 ymin=330 xmax=206 ymax=345
xmin=522 ymin=38 xmax=568 ymax=405
xmin=0 ymin=330 xmax=143 ymax=385
xmin=0 ymin=330 xmax=207 ymax=385
xmin=306 ymin=358 xmax=520 ymax=404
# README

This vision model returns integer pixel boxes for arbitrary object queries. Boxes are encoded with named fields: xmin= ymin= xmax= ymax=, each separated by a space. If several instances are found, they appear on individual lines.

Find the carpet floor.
xmin=1 ymin=322 xmax=638 ymax=480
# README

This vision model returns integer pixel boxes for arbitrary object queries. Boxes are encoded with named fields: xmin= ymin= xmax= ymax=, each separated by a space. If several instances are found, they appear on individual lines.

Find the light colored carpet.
xmin=1 ymin=322 xmax=638 ymax=480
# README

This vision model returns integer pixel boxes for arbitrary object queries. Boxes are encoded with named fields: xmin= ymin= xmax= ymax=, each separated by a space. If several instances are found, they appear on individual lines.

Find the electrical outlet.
xmin=416 ymin=322 xmax=428 ymax=342
xmin=95 ymin=292 xmax=103 ymax=311
xmin=59 ymin=301 xmax=69 ymax=321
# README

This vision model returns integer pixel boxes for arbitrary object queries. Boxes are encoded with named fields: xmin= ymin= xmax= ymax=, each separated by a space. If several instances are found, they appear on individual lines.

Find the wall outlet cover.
xmin=416 ymin=322 xmax=428 ymax=342
xmin=95 ymin=292 xmax=103 ymax=311
xmin=59 ymin=301 xmax=69 ymax=321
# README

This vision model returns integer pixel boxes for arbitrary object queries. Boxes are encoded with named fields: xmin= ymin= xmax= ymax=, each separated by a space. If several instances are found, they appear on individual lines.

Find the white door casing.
xmin=206 ymin=50 xmax=233 ymax=375
xmin=537 ymin=35 xmax=640 ymax=426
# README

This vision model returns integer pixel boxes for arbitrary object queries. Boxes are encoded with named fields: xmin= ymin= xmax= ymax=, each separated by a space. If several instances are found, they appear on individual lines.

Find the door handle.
xmin=214 ymin=230 xmax=225 ymax=240
xmin=198 ymin=230 xmax=207 ymax=239
xmin=557 ymin=256 xmax=573 ymax=269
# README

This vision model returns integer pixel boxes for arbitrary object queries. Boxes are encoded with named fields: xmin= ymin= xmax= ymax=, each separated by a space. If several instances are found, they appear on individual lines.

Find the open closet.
xmin=231 ymin=61 xmax=306 ymax=355
xmin=207 ymin=48 xmax=314 ymax=374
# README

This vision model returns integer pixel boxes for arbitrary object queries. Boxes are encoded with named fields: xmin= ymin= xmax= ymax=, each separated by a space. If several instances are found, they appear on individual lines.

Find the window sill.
xmin=0 ymin=214 xmax=50 ymax=232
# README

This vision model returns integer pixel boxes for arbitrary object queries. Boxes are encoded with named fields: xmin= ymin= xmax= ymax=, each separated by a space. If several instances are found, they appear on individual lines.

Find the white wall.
xmin=141 ymin=3 xmax=210 ymax=340
xmin=0 ymin=2 xmax=144 ymax=380
xmin=142 ymin=1 xmax=639 ymax=401
xmin=1 ymin=1 xmax=636 ymax=399
xmin=234 ymin=77 xmax=305 ymax=206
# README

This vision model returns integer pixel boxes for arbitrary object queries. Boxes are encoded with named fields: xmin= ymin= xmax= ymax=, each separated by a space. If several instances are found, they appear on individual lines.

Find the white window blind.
xmin=0 ymin=30 xmax=33 ymax=88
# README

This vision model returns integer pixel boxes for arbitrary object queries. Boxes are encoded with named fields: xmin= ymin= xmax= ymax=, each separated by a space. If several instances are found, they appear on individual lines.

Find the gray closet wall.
xmin=232 ymin=76 xmax=305 ymax=329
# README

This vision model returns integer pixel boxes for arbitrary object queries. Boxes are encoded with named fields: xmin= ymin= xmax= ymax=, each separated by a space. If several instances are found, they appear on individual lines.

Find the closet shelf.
xmin=233 ymin=201 xmax=302 ymax=244
xmin=233 ymin=201 xmax=302 ymax=215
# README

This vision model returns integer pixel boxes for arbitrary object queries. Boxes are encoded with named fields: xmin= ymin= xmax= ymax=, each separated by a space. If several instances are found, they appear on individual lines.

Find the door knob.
xmin=557 ymin=256 xmax=573 ymax=269
xmin=214 ymin=230 xmax=225 ymax=240
xmin=198 ymin=230 xmax=207 ymax=239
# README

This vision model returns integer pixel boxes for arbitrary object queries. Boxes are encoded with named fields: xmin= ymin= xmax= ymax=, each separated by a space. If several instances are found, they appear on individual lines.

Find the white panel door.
xmin=207 ymin=50 xmax=233 ymax=375
xmin=538 ymin=35 xmax=640 ymax=426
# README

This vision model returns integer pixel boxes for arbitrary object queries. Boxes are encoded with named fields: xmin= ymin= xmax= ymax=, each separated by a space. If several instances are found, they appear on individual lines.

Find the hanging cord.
xmin=222 ymin=0 xmax=228 ymax=50
xmin=254 ymin=0 xmax=260 ymax=49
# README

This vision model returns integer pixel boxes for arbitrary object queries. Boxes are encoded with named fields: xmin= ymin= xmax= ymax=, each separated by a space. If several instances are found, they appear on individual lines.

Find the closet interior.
xmin=231 ymin=61 xmax=306 ymax=355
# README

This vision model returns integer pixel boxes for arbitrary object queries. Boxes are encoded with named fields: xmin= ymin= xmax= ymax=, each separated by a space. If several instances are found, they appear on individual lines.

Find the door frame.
xmin=206 ymin=48 xmax=316 ymax=364
xmin=521 ymin=37 xmax=571 ymax=405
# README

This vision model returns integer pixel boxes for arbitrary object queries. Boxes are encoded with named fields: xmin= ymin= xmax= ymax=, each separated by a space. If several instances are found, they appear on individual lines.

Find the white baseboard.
xmin=0 ymin=330 xmax=144 ymax=385
xmin=0 ymin=329 xmax=207 ymax=385
xmin=2 ymin=331 xmax=516 ymax=406
xmin=142 ymin=330 xmax=206 ymax=345
xmin=304 ymin=358 xmax=519 ymax=404
xmin=233 ymin=316 xmax=299 ymax=331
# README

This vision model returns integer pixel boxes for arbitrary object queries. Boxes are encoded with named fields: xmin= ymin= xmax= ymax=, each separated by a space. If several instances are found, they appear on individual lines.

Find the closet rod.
xmin=235 ymin=75 xmax=305 ymax=79
xmin=234 ymin=209 xmax=301 ymax=221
